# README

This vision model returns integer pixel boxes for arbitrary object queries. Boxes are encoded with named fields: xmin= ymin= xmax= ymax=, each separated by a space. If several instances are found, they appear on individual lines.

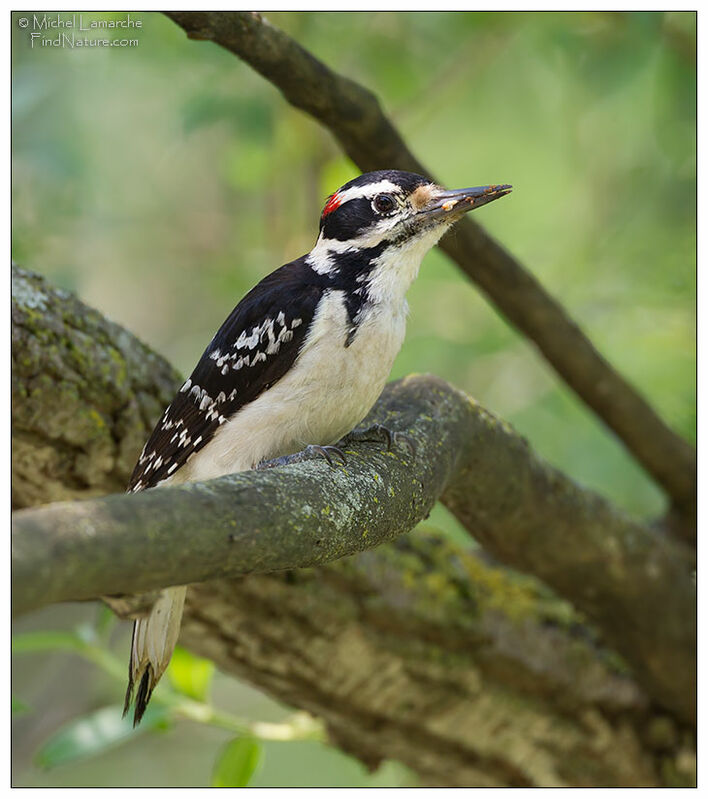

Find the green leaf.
xmin=12 ymin=630 xmax=84 ymax=654
xmin=12 ymin=696 xmax=30 ymax=716
xmin=34 ymin=704 xmax=169 ymax=769
xmin=167 ymin=646 xmax=214 ymax=702
xmin=212 ymin=737 xmax=262 ymax=788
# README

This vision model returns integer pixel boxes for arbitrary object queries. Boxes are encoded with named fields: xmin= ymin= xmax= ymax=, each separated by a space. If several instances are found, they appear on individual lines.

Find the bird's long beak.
xmin=421 ymin=184 xmax=512 ymax=222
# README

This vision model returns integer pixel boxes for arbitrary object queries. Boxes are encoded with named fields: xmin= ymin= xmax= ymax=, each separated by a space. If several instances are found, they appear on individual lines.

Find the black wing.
xmin=128 ymin=258 xmax=323 ymax=491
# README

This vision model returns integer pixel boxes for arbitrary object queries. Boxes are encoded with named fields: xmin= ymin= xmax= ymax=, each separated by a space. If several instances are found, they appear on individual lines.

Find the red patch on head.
xmin=321 ymin=192 xmax=342 ymax=218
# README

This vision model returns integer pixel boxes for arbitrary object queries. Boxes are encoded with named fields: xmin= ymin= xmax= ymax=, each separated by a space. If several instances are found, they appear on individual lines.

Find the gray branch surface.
xmin=163 ymin=10 xmax=695 ymax=534
xmin=12 ymin=266 xmax=695 ymax=738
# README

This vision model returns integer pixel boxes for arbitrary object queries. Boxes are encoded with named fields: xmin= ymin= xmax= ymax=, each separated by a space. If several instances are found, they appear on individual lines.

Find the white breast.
xmin=177 ymin=290 xmax=406 ymax=482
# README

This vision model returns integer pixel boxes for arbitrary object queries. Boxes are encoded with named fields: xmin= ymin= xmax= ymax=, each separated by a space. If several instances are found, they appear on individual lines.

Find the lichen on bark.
xmin=12 ymin=265 xmax=181 ymax=508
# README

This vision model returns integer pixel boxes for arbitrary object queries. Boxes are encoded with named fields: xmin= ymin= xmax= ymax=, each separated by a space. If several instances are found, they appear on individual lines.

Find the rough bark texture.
xmin=11 ymin=265 xmax=180 ymax=508
xmin=181 ymin=542 xmax=673 ymax=788
xmin=11 ymin=266 xmax=696 ymax=786
xmin=163 ymin=10 xmax=696 ymax=535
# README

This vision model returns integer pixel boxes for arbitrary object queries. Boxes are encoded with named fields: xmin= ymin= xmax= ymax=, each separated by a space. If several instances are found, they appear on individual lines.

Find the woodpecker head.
xmin=318 ymin=169 xmax=511 ymax=249
xmin=309 ymin=170 xmax=511 ymax=299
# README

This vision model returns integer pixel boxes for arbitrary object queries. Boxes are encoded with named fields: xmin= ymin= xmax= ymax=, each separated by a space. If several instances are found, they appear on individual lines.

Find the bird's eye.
xmin=373 ymin=193 xmax=396 ymax=214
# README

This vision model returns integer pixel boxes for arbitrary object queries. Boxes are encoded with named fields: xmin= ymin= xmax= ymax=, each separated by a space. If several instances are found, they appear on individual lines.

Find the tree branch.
xmin=12 ymin=266 xmax=695 ymax=727
xmin=162 ymin=10 xmax=695 ymax=531
xmin=180 ymin=536 xmax=673 ymax=788
xmin=12 ymin=374 xmax=452 ymax=611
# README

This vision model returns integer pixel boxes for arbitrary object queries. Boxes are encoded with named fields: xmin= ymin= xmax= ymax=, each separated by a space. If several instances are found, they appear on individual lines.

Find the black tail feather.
xmin=122 ymin=622 xmax=136 ymax=720
xmin=133 ymin=667 xmax=154 ymax=727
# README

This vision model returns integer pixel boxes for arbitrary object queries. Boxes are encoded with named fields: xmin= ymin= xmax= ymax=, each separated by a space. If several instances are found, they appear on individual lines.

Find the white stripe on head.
xmin=335 ymin=179 xmax=401 ymax=204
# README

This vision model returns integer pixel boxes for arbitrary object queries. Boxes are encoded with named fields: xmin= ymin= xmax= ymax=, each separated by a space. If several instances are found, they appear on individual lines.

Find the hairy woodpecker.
xmin=123 ymin=169 xmax=511 ymax=724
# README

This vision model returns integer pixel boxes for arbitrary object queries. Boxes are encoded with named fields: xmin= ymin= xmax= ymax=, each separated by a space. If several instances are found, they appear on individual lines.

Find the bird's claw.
xmin=256 ymin=443 xmax=346 ymax=470
xmin=305 ymin=443 xmax=347 ymax=467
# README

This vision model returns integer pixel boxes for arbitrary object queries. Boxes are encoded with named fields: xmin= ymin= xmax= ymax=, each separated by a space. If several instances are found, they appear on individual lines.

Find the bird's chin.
xmin=389 ymin=216 xmax=452 ymax=245
xmin=414 ymin=217 xmax=455 ymax=241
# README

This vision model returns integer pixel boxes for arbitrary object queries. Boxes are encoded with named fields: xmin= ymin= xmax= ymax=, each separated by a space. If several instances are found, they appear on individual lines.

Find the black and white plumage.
xmin=123 ymin=169 xmax=511 ymax=724
xmin=127 ymin=262 xmax=320 ymax=493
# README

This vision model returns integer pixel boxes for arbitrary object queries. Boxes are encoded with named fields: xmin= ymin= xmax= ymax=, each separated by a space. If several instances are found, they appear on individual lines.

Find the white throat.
xmin=366 ymin=224 xmax=449 ymax=306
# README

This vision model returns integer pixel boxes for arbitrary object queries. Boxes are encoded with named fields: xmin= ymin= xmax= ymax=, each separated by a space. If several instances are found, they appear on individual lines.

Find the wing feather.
xmin=128 ymin=258 xmax=323 ymax=491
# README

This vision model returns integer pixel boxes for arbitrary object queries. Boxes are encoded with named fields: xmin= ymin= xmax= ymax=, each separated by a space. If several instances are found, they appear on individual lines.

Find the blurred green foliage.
xmin=212 ymin=738 xmax=262 ymax=788
xmin=167 ymin=646 xmax=215 ymax=702
xmin=33 ymin=705 xmax=171 ymax=770
xmin=12 ymin=10 xmax=695 ymax=788
xmin=12 ymin=614 xmax=328 ymax=787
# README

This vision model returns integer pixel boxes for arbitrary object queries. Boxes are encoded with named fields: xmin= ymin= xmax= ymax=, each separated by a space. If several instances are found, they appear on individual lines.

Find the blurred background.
xmin=12 ymin=10 xmax=695 ymax=787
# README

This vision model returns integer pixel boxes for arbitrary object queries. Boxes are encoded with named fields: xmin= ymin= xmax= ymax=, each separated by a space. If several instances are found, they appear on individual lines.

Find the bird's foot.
xmin=257 ymin=443 xmax=347 ymax=470
xmin=338 ymin=423 xmax=416 ymax=456
xmin=256 ymin=427 xmax=414 ymax=471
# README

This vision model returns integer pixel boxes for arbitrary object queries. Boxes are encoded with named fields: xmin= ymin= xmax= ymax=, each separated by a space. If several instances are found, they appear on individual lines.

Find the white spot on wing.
xmin=236 ymin=326 xmax=261 ymax=350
